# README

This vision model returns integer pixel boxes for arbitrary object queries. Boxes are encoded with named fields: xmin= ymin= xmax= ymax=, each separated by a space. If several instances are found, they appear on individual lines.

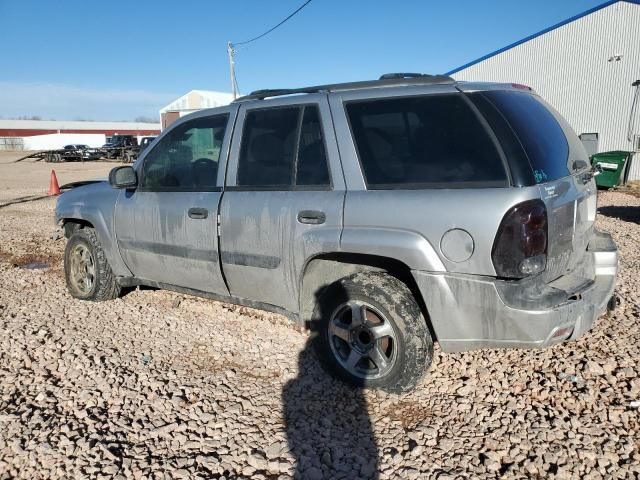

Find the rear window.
xmin=479 ymin=91 xmax=569 ymax=183
xmin=345 ymin=94 xmax=508 ymax=188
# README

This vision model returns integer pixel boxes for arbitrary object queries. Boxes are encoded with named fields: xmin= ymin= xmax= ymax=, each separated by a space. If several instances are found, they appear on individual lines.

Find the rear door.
xmin=114 ymin=109 xmax=235 ymax=294
xmin=477 ymin=90 xmax=597 ymax=281
xmin=220 ymin=95 xmax=344 ymax=312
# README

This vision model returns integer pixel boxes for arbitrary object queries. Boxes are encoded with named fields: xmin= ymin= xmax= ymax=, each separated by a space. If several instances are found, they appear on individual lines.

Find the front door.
xmin=114 ymin=110 xmax=235 ymax=295
xmin=220 ymin=96 xmax=344 ymax=312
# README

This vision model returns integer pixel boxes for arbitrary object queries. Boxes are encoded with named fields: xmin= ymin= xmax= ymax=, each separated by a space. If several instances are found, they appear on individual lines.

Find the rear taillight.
xmin=492 ymin=200 xmax=547 ymax=278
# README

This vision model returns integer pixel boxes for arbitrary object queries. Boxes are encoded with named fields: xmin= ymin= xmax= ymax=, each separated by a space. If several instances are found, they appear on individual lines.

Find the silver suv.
xmin=56 ymin=74 xmax=618 ymax=392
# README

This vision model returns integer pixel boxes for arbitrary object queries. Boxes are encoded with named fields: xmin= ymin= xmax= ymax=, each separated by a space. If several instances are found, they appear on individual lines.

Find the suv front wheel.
xmin=312 ymin=272 xmax=433 ymax=393
xmin=64 ymin=227 xmax=121 ymax=301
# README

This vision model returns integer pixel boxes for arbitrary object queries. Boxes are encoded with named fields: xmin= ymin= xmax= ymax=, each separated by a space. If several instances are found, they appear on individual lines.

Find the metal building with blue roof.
xmin=448 ymin=0 xmax=640 ymax=181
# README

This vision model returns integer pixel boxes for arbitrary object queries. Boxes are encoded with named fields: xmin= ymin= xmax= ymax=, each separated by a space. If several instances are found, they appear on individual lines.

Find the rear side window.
xmin=237 ymin=105 xmax=330 ymax=188
xmin=480 ymin=91 xmax=569 ymax=183
xmin=346 ymin=94 xmax=508 ymax=188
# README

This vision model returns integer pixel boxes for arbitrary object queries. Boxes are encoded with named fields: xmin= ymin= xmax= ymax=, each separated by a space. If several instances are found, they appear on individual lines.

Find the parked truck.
xmin=100 ymin=135 xmax=139 ymax=163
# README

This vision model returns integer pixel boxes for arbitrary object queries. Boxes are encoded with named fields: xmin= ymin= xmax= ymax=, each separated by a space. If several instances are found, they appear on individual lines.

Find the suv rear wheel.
xmin=312 ymin=272 xmax=433 ymax=393
xmin=64 ymin=228 xmax=121 ymax=301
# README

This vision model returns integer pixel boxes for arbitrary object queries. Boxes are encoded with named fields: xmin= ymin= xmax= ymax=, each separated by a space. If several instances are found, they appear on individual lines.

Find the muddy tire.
xmin=64 ymin=228 xmax=120 ymax=301
xmin=311 ymin=272 xmax=433 ymax=393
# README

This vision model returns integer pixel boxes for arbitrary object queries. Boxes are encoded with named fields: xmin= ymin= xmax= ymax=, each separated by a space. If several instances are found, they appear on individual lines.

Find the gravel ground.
xmin=1 ymin=154 xmax=639 ymax=479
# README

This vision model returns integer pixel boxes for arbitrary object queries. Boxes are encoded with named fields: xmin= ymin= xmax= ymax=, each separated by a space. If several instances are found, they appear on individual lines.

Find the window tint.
xmin=237 ymin=107 xmax=298 ymax=186
xmin=480 ymin=91 xmax=569 ymax=183
xmin=296 ymin=106 xmax=330 ymax=186
xmin=237 ymin=105 xmax=330 ymax=187
xmin=469 ymin=92 xmax=534 ymax=187
xmin=141 ymin=115 xmax=228 ymax=190
xmin=346 ymin=94 xmax=507 ymax=187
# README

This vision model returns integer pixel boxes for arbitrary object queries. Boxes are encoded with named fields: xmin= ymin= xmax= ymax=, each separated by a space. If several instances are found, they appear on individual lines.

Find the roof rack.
xmin=234 ymin=73 xmax=455 ymax=102
xmin=378 ymin=73 xmax=431 ymax=80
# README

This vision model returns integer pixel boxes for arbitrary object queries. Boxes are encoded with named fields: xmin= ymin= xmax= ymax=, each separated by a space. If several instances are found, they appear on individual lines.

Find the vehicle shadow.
xmin=282 ymin=285 xmax=379 ymax=479
xmin=598 ymin=205 xmax=640 ymax=224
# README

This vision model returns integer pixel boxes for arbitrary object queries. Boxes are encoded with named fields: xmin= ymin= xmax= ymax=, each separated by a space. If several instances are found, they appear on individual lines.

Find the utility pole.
xmin=227 ymin=42 xmax=237 ymax=100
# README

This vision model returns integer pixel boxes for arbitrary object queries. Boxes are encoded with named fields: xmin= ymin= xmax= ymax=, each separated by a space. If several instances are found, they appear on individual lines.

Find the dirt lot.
xmin=0 ymin=151 xmax=639 ymax=479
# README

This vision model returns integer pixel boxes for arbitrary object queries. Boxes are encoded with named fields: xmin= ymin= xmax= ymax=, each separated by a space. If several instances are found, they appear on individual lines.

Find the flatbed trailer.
xmin=13 ymin=146 xmax=136 ymax=163
xmin=13 ymin=148 xmax=101 ymax=163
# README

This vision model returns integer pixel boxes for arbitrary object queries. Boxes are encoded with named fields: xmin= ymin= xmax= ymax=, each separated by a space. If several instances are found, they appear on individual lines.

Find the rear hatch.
xmin=470 ymin=89 xmax=597 ymax=282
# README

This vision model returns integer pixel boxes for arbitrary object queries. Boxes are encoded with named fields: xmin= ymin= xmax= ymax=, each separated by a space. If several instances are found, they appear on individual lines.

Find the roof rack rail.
xmin=379 ymin=73 xmax=430 ymax=80
xmin=234 ymin=73 xmax=454 ymax=102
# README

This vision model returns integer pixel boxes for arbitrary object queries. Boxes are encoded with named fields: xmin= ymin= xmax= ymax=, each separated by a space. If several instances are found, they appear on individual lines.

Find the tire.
xmin=607 ymin=294 xmax=619 ymax=312
xmin=311 ymin=271 xmax=433 ymax=393
xmin=64 ymin=228 xmax=120 ymax=301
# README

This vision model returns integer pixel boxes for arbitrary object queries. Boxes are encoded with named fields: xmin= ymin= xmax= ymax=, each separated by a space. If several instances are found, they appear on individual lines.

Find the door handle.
xmin=188 ymin=207 xmax=208 ymax=219
xmin=297 ymin=210 xmax=326 ymax=225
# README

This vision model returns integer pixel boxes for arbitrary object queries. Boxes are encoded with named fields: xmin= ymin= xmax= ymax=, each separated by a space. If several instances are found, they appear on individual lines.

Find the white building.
xmin=0 ymin=119 xmax=161 ymax=151
xmin=448 ymin=0 xmax=640 ymax=180
xmin=159 ymin=90 xmax=235 ymax=129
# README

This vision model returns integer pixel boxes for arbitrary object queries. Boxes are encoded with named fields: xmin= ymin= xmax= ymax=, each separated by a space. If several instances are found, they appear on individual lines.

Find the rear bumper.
xmin=412 ymin=230 xmax=618 ymax=353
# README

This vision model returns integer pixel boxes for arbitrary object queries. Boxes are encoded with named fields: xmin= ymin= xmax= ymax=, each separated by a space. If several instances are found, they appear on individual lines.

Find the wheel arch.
xmin=58 ymin=210 xmax=131 ymax=278
xmin=61 ymin=218 xmax=94 ymax=238
xmin=298 ymin=252 xmax=438 ymax=341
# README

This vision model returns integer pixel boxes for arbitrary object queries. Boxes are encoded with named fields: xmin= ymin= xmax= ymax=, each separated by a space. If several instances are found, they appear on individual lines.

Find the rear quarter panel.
xmin=328 ymin=87 xmax=541 ymax=274
xmin=342 ymin=188 xmax=540 ymax=275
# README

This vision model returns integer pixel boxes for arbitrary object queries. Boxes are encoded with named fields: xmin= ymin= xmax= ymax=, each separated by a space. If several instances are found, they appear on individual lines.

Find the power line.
xmin=233 ymin=0 xmax=313 ymax=47
xmin=227 ymin=0 xmax=313 ymax=98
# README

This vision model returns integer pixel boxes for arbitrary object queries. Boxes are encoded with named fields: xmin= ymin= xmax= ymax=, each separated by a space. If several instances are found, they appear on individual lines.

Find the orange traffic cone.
xmin=48 ymin=170 xmax=61 ymax=196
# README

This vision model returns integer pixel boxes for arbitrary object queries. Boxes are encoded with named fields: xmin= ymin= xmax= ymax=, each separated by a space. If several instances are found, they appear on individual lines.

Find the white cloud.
xmin=0 ymin=82 xmax=179 ymax=121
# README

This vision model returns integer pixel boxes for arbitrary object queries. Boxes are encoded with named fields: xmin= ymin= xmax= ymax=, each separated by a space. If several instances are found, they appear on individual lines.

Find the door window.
xmin=296 ymin=106 xmax=331 ymax=186
xmin=140 ymin=114 xmax=228 ymax=191
xmin=237 ymin=105 xmax=330 ymax=188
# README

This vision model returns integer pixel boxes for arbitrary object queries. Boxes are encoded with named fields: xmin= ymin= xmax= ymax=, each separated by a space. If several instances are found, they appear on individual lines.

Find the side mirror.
xmin=109 ymin=166 xmax=138 ymax=189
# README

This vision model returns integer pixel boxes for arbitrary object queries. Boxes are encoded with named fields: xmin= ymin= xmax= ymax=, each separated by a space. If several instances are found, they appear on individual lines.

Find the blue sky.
xmin=0 ymin=0 xmax=605 ymax=121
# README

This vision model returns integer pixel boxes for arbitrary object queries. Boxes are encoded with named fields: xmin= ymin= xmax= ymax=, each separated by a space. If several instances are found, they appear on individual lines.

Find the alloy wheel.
xmin=328 ymin=300 xmax=398 ymax=380
xmin=69 ymin=244 xmax=96 ymax=295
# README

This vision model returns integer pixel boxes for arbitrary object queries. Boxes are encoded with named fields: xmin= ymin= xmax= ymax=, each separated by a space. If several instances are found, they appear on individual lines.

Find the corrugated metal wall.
xmin=452 ymin=1 xmax=640 ymax=180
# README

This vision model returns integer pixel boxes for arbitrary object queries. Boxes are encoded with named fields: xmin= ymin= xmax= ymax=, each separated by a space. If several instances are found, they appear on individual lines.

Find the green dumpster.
xmin=590 ymin=151 xmax=630 ymax=188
